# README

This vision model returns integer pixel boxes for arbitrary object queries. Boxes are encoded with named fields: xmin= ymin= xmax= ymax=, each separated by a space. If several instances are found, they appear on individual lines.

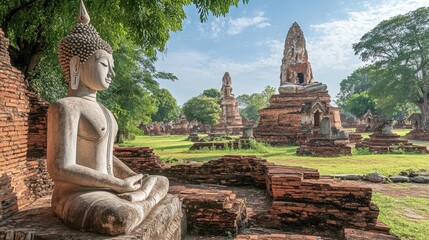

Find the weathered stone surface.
xmin=410 ymin=176 xmax=429 ymax=183
xmin=365 ymin=172 xmax=386 ymax=183
xmin=211 ymin=72 xmax=243 ymax=135
xmin=388 ymin=176 xmax=410 ymax=183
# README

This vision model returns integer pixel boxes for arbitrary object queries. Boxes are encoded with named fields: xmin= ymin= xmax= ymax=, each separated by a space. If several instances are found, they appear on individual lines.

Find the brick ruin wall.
xmin=0 ymin=29 xmax=52 ymax=221
xmin=117 ymin=148 xmax=385 ymax=234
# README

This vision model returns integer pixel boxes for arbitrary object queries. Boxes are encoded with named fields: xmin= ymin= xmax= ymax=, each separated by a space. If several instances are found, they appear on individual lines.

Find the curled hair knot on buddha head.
xmin=57 ymin=0 xmax=113 ymax=84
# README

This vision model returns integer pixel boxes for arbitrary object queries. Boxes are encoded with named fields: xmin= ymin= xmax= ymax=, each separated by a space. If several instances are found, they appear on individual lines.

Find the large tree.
xmin=236 ymin=86 xmax=276 ymax=121
xmin=151 ymin=88 xmax=180 ymax=123
xmin=336 ymin=67 xmax=377 ymax=117
xmin=353 ymin=7 xmax=429 ymax=130
xmin=201 ymin=88 xmax=221 ymax=101
xmin=182 ymin=96 xmax=221 ymax=125
xmin=1 ymin=0 xmax=249 ymax=78
xmin=1 ymin=0 xmax=249 ymax=140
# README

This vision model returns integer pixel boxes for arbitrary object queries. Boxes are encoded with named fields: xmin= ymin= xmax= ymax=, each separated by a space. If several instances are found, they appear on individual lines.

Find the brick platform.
xmin=349 ymin=133 xmax=362 ymax=144
xmin=405 ymin=130 xmax=429 ymax=141
xmin=297 ymin=136 xmax=352 ymax=157
xmin=356 ymin=133 xmax=428 ymax=154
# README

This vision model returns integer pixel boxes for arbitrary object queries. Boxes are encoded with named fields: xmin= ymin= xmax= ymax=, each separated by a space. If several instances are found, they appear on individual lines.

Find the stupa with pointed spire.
xmin=211 ymin=72 xmax=243 ymax=135
xmin=254 ymin=22 xmax=342 ymax=145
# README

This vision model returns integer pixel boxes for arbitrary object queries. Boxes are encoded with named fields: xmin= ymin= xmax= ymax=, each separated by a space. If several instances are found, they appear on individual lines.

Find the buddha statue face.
xmin=77 ymin=49 xmax=115 ymax=91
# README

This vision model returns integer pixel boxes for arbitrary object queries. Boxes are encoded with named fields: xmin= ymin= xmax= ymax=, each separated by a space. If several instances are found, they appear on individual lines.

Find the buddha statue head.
xmin=58 ymin=0 xmax=114 ymax=91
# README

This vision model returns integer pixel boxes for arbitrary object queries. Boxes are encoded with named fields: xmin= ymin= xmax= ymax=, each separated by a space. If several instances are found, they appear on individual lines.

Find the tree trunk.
xmin=415 ymin=89 xmax=429 ymax=131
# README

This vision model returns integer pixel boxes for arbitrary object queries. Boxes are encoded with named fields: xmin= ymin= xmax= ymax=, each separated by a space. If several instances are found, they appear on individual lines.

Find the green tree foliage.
xmin=342 ymin=92 xmax=376 ymax=118
xmin=353 ymin=7 xmax=429 ymax=129
xmin=151 ymin=88 xmax=180 ymax=123
xmin=336 ymin=67 xmax=378 ymax=117
xmin=97 ymin=40 xmax=176 ymax=141
xmin=236 ymin=86 xmax=276 ymax=121
xmin=1 ymin=0 xmax=248 ymax=140
xmin=1 ymin=0 xmax=249 ymax=78
xmin=182 ymin=96 xmax=221 ymax=125
xmin=201 ymin=88 xmax=221 ymax=101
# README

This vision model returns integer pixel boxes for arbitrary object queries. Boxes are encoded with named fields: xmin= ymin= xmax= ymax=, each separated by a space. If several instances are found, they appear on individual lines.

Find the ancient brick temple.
xmin=254 ymin=22 xmax=341 ymax=145
xmin=211 ymin=72 xmax=243 ymax=135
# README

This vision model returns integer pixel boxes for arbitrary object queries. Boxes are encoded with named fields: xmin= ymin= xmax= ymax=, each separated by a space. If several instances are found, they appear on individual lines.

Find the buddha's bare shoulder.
xmin=49 ymin=97 xmax=87 ymax=115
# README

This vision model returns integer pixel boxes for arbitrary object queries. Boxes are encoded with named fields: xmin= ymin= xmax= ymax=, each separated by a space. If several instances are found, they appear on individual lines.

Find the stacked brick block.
xmin=0 ymin=29 xmax=52 ymax=221
xmin=113 ymin=147 xmax=167 ymax=174
xmin=165 ymin=155 xmax=267 ymax=187
xmin=178 ymin=188 xmax=247 ymax=235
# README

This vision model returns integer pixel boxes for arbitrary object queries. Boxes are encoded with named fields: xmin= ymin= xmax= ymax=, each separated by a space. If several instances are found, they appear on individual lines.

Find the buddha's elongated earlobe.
xmin=70 ymin=56 xmax=80 ymax=90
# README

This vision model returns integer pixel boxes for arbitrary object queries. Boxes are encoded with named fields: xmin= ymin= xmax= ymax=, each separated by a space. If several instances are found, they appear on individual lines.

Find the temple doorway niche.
xmin=298 ymin=73 xmax=304 ymax=84
xmin=314 ymin=111 xmax=320 ymax=127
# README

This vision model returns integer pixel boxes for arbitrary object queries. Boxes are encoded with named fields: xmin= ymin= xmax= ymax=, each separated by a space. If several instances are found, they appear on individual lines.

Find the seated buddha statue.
xmin=47 ymin=1 xmax=168 ymax=235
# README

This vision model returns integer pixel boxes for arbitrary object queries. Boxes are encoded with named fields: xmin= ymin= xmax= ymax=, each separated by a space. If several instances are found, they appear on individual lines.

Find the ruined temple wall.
xmin=0 ymin=29 xmax=52 ymax=221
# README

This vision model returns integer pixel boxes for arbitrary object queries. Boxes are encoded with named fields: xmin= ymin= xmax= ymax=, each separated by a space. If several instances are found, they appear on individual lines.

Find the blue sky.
xmin=155 ymin=0 xmax=429 ymax=105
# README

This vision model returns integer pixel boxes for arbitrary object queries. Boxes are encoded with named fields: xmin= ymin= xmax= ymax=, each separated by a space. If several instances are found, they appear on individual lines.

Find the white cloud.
xmin=227 ymin=12 xmax=271 ymax=35
xmin=210 ymin=18 xmax=227 ymax=38
xmin=307 ymin=0 xmax=429 ymax=72
xmin=199 ymin=12 xmax=271 ymax=38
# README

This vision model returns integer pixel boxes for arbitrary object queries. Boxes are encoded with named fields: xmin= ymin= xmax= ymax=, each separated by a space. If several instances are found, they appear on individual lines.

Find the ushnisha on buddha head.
xmin=57 ymin=0 xmax=115 ymax=91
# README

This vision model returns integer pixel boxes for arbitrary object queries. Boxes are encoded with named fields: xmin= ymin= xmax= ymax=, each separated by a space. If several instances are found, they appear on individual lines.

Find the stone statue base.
xmin=0 ymin=194 xmax=183 ymax=240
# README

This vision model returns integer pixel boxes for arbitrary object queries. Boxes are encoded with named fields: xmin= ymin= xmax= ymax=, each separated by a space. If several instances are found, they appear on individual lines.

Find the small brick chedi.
xmin=254 ymin=22 xmax=341 ymax=145
xmin=211 ymin=72 xmax=243 ymax=135
xmin=356 ymin=117 xmax=428 ymax=154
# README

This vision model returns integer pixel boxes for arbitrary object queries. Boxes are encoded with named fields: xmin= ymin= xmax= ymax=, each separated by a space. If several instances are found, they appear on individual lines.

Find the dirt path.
xmin=341 ymin=181 xmax=429 ymax=198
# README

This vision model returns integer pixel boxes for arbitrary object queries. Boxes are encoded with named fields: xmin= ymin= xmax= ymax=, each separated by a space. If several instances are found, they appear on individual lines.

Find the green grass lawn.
xmin=124 ymin=132 xmax=429 ymax=176
xmin=123 ymin=130 xmax=429 ymax=240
